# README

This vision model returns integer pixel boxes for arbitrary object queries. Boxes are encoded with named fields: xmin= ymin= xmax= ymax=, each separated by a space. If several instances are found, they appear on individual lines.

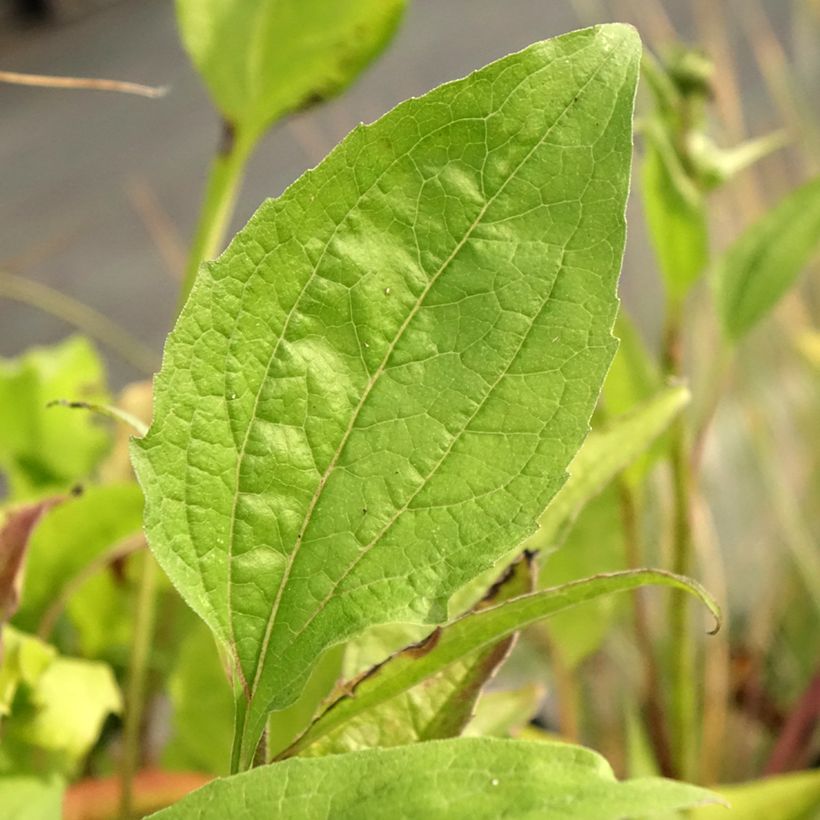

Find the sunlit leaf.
xmin=463 ymin=684 xmax=545 ymax=738
xmin=133 ymin=24 xmax=641 ymax=767
xmin=0 ymin=337 xmax=110 ymax=499
xmin=0 ymin=775 xmax=62 ymax=820
xmin=177 ymin=0 xmax=405 ymax=141
xmin=150 ymin=737 xmax=720 ymax=819
xmin=713 ymin=175 xmax=820 ymax=341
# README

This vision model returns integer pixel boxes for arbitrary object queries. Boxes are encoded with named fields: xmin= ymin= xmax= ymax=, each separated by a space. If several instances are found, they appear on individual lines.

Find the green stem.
xmin=179 ymin=120 xmax=257 ymax=309
xmin=663 ymin=310 xmax=696 ymax=780
xmin=120 ymin=554 xmax=159 ymax=819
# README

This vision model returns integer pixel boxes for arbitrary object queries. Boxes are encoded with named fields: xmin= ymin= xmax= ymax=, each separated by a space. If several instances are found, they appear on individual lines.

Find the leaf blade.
xmin=132 ymin=24 xmax=641 ymax=765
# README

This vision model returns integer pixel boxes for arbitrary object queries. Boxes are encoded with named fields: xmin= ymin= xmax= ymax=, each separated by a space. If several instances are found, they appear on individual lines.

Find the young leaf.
xmin=713 ymin=176 xmax=820 ymax=341
xmin=132 ymin=24 xmax=641 ymax=767
xmin=641 ymin=143 xmax=708 ymax=306
xmin=279 ymin=569 xmax=718 ymax=759
xmin=302 ymin=554 xmax=534 ymax=757
xmin=150 ymin=737 xmax=720 ymax=819
xmin=176 ymin=0 xmax=406 ymax=141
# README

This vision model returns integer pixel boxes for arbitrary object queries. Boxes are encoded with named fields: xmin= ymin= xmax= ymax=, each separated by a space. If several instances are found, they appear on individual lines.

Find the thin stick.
xmin=0 ymin=70 xmax=166 ymax=99
xmin=0 ymin=270 xmax=158 ymax=375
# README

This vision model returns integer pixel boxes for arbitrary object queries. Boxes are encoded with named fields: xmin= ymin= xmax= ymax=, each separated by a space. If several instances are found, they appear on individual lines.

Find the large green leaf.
xmin=150 ymin=737 xmax=719 ymax=819
xmin=133 ymin=24 xmax=641 ymax=767
xmin=713 ymin=175 xmax=820 ymax=341
xmin=0 ymin=776 xmax=62 ymax=820
xmin=177 ymin=0 xmax=405 ymax=140
xmin=279 ymin=569 xmax=717 ymax=758
xmin=0 ymin=337 xmax=110 ymax=499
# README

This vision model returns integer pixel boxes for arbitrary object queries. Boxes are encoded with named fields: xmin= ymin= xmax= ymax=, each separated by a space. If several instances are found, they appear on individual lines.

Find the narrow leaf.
xmin=303 ymin=554 xmax=534 ymax=756
xmin=150 ymin=737 xmax=720 ymax=819
xmin=714 ymin=175 xmax=820 ymax=341
xmin=280 ymin=569 xmax=719 ymax=758
xmin=132 ymin=24 xmax=641 ymax=766
xmin=176 ymin=0 xmax=405 ymax=139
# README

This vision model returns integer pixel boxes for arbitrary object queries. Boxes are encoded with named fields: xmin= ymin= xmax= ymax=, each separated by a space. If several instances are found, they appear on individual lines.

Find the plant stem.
xmin=179 ymin=120 xmax=256 ymax=309
xmin=120 ymin=553 xmax=159 ymax=819
xmin=618 ymin=479 xmax=676 ymax=778
xmin=662 ymin=311 xmax=697 ymax=780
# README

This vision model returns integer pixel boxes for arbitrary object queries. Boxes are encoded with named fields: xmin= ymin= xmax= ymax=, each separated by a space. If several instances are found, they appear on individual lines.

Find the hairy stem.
xmin=120 ymin=554 xmax=159 ymax=819
xmin=179 ymin=120 xmax=256 ymax=308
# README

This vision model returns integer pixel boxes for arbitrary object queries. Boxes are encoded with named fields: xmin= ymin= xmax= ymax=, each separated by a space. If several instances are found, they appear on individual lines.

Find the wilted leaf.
xmin=150 ymin=737 xmax=720 ymax=819
xmin=0 ymin=337 xmax=110 ymax=499
xmin=132 ymin=24 xmax=641 ymax=766
xmin=0 ymin=497 xmax=63 ymax=647
xmin=281 ymin=569 xmax=718 ymax=758
xmin=302 ymin=554 xmax=534 ymax=756
xmin=177 ymin=0 xmax=405 ymax=140
xmin=714 ymin=175 xmax=820 ymax=341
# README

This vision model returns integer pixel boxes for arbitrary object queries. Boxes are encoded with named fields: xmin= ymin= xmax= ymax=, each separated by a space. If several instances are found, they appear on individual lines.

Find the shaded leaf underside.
xmin=132 ymin=24 xmax=640 ymax=757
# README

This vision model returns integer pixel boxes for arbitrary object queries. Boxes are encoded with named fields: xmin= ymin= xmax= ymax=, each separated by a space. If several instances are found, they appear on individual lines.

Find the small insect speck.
xmin=384 ymin=287 xmax=391 ymax=295
xmin=491 ymin=779 xmax=499 ymax=787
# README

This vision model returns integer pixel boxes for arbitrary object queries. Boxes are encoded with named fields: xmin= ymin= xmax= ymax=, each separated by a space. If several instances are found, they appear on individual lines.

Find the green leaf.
xmin=641 ymin=143 xmax=708 ymax=305
xmin=0 ymin=627 xmax=54 ymax=718
xmin=163 ymin=621 xmax=235 ymax=775
xmin=176 ymin=0 xmax=405 ymax=141
xmin=3 ymin=655 xmax=121 ymax=776
xmin=150 ymin=737 xmax=720 ymax=819
xmin=713 ymin=175 xmax=820 ymax=341
xmin=279 ymin=569 xmax=718 ymax=759
xmin=13 ymin=483 xmax=144 ymax=634
xmin=691 ymin=770 xmax=820 ymax=820
xmin=463 ymin=684 xmax=544 ymax=737
xmin=526 ymin=384 xmax=689 ymax=553
xmin=0 ymin=776 xmax=62 ymax=820
xmin=0 ymin=337 xmax=111 ymax=499
xmin=132 ymin=23 xmax=641 ymax=767
xmin=302 ymin=554 xmax=534 ymax=757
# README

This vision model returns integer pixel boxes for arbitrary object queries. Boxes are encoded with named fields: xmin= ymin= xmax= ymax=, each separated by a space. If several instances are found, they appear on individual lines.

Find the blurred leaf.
xmin=537 ymin=488 xmax=625 ymax=668
xmin=280 ymin=569 xmax=718 ymax=758
xmin=4 ymin=656 xmax=121 ymax=776
xmin=603 ymin=313 xmax=661 ymax=419
xmin=301 ymin=555 xmax=534 ymax=757
xmin=691 ymin=770 xmax=820 ymax=819
xmin=0 ymin=775 xmax=63 ymax=820
xmin=714 ymin=176 xmax=820 ymax=341
xmin=132 ymin=24 xmax=641 ymax=768
xmin=176 ymin=0 xmax=405 ymax=141
xmin=0 ymin=337 xmax=110 ymax=499
xmin=13 ymin=483 xmax=143 ymax=635
xmin=151 ymin=737 xmax=720 ymax=820
xmin=525 ymin=385 xmax=689 ymax=555
xmin=0 ymin=627 xmax=54 ymax=718
xmin=642 ymin=143 xmax=708 ymax=305
xmin=464 ymin=684 xmax=545 ymax=738
xmin=162 ymin=621 xmax=235 ymax=776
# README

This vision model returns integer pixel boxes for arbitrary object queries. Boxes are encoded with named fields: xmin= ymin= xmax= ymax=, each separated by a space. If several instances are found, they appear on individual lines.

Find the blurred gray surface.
xmin=0 ymin=0 xmax=790 ymax=385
